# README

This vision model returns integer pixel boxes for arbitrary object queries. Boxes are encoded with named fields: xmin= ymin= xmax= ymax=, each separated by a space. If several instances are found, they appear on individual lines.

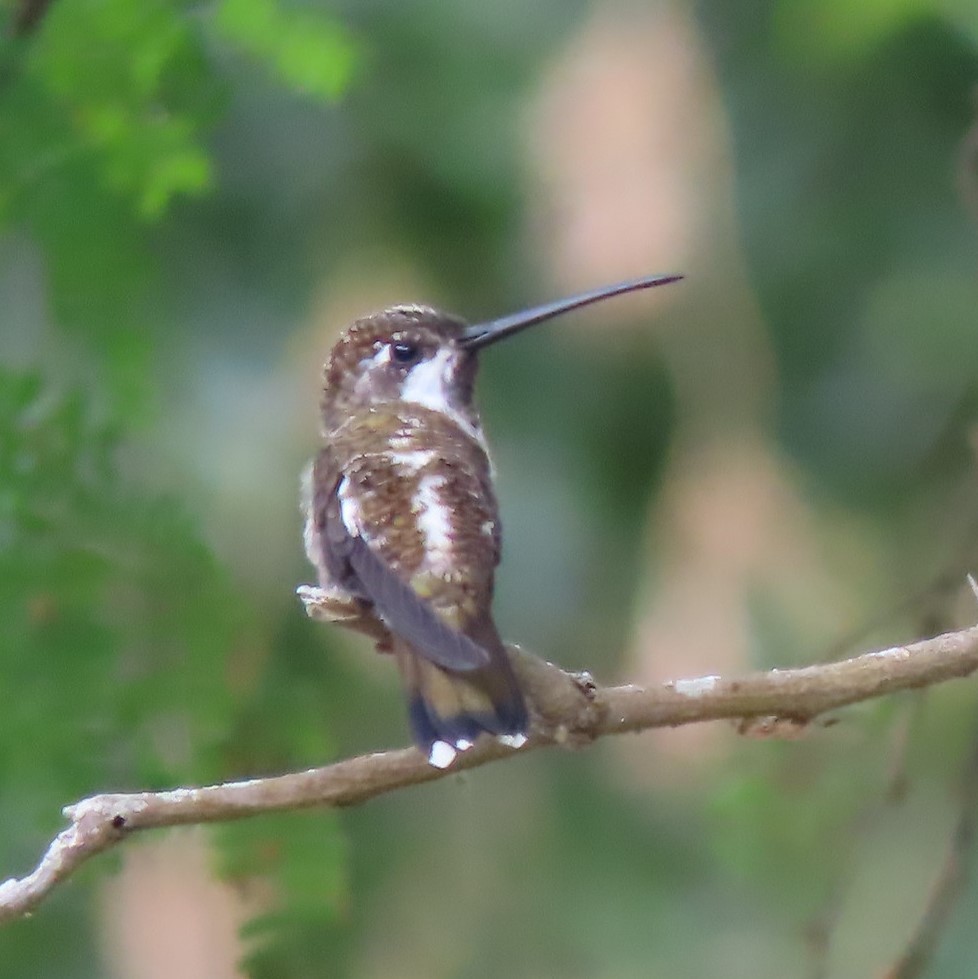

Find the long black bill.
xmin=459 ymin=273 xmax=683 ymax=351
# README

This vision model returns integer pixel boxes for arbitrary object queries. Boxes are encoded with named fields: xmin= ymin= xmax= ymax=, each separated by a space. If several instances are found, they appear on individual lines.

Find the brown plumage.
xmin=304 ymin=308 xmax=526 ymax=767
xmin=301 ymin=276 xmax=682 ymax=767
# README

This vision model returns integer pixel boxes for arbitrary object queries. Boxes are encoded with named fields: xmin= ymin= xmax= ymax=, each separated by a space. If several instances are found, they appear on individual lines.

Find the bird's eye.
xmin=391 ymin=341 xmax=420 ymax=364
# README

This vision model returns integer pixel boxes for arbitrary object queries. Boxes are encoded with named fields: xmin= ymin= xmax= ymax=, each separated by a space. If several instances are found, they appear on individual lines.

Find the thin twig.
xmin=819 ymin=512 xmax=978 ymax=664
xmin=2 ymin=623 xmax=978 ymax=924
xmin=0 ymin=0 xmax=55 ymax=88
xmin=958 ymin=85 xmax=978 ymax=234
xmin=804 ymin=695 xmax=925 ymax=979
xmin=8 ymin=0 xmax=54 ymax=37
xmin=881 ymin=725 xmax=978 ymax=979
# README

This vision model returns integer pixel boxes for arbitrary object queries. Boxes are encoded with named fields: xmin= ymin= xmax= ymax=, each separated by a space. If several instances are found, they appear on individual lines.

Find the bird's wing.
xmin=345 ymin=534 xmax=490 ymax=670
xmin=312 ymin=451 xmax=490 ymax=672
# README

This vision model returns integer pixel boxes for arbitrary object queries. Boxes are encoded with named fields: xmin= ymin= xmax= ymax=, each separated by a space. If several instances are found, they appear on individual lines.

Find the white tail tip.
xmin=497 ymin=733 xmax=528 ymax=750
xmin=428 ymin=740 xmax=458 ymax=769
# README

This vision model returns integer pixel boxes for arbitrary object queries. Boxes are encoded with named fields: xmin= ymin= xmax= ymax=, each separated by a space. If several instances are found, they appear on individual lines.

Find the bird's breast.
xmin=329 ymin=407 xmax=501 ymax=626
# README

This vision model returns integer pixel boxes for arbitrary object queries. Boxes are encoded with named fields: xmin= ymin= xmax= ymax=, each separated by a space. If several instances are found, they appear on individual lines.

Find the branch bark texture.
xmin=3 ymin=623 xmax=978 ymax=924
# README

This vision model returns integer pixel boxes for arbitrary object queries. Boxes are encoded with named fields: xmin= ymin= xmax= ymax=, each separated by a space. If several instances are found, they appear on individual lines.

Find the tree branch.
xmin=3 ymin=622 xmax=978 ymax=924
xmin=8 ymin=0 xmax=55 ymax=38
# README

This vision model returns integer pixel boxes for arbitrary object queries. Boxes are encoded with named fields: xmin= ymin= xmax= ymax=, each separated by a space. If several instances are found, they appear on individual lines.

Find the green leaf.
xmin=215 ymin=0 xmax=358 ymax=100
xmin=26 ymin=0 xmax=218 ymax=218
xmin=0 ymin=369 xmax=245 ymax=791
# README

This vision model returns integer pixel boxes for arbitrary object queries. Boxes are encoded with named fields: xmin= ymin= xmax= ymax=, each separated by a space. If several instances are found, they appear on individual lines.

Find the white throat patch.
xmin=401 ymin=348 xmax=484 ymax=446
xmin=401 ymin=347 xmax=455 ymax=413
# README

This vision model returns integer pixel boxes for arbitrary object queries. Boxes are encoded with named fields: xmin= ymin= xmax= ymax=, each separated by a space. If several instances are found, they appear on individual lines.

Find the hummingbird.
xmin=301 ymin=274 xmax=682 ymax=768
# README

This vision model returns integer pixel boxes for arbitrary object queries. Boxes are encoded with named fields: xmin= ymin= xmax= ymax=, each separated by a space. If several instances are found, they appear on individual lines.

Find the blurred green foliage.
xmin=704 ymin=6 xmax=978 ymax=495
xmin=2 ymin=0 xmax=978 ymax=976
xmin=0 ymin=0 xmax=359 ymax=972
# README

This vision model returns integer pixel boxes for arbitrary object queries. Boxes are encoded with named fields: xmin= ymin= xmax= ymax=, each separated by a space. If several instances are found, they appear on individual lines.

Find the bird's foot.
xmin=296 ymin=584 xmax=393 ymax=651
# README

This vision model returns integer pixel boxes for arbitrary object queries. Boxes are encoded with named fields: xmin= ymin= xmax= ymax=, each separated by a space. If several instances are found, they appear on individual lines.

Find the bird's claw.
xmin=296 ymin=584 xmax=393 ymax=650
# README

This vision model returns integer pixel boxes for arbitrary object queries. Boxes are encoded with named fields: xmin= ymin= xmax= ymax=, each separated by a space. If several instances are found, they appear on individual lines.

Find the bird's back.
xmin=312 ymin=405 xmax=527 ymax=765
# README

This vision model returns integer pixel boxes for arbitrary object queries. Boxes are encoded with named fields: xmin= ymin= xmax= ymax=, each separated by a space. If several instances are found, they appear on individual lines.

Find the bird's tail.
xmin=394 ymin=630 xmax=528 ymax=768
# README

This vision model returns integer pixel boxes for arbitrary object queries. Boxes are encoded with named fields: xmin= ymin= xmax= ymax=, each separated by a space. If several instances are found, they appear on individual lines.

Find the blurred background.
xmin=2 ymin=0 xmax=978 ymax=976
